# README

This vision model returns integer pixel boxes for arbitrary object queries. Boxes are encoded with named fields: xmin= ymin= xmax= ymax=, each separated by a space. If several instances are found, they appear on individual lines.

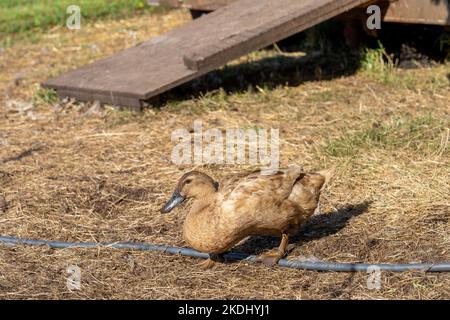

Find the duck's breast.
xmin=183 ymin=204 xmax=240 ymax=254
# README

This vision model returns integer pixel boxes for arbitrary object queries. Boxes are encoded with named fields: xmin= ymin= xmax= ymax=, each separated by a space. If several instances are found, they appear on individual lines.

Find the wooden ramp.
xmin=43 ymin=0 xmax=369 ymax=108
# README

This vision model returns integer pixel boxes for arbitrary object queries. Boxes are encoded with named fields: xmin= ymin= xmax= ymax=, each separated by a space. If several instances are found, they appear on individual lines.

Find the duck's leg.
xmin=256 ymin=233 xmax=289 ymax=267
xmin=196 ymin=254 xmax=224 ymax=269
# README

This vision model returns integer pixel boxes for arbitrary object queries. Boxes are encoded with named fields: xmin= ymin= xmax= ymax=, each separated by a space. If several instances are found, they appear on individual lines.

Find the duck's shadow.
xmin=233 ymin=201 xmax=371 ymax=255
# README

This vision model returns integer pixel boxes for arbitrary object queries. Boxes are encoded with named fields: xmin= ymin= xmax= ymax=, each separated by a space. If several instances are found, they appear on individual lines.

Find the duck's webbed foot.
xmin=197 ymin=258 xmax=216 ymax=269
xmin=256 ymin=250 xmax=284 ymax=267
xmin=196 ymin=254 xmax=224 ymax=269
xmin=256 ymin=233 xmax=289 ymax=267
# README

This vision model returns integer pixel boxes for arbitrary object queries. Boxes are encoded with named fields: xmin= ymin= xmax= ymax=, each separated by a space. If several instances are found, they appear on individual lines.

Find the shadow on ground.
xmin=145 ymin=49 xmax=361 ymax=107
xmin=143 ymin=19 xmax=449 ymax=108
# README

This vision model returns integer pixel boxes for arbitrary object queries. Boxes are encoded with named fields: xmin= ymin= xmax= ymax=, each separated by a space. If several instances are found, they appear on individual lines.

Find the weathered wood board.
xmin=156 ymin=0 xmax=450 ymax=26
xmin=150 ymin=0 xmax=233 ymax=11
xmin=43 ymin=0 xmax=370 ymax=108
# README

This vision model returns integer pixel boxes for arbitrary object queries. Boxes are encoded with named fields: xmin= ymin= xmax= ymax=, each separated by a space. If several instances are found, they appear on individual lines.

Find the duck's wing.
xmin=220 ymin=166 xmax=304 ymax=203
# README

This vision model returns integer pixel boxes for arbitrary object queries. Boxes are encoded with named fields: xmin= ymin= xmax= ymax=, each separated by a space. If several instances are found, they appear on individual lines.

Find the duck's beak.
xmin=160 ymin=190 xmax=186 ymax=214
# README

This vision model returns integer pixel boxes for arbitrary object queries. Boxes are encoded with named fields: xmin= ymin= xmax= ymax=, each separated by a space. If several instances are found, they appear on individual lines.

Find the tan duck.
xmin=160 ymin=166 xmax=333 ymax=268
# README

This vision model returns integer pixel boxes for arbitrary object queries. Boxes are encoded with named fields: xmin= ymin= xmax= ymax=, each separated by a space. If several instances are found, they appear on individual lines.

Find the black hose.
xmin=1 ymin=235 xmax=449 ymax=272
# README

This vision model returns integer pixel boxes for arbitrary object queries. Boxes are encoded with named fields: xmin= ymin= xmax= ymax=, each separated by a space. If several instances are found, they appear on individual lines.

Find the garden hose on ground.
xmin=1 ymin=235 xmax=450 ymax=272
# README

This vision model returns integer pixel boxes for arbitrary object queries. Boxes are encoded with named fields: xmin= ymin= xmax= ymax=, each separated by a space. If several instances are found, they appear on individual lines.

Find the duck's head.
xmin=160 ymin=171 xmax=219 ymax=214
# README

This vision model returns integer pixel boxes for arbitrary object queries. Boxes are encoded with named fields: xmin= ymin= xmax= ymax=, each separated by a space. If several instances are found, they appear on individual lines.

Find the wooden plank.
xmin=154 ymin=0 xmax=234 ymax=11
xmin=44 ymin=0 xmax=370 ymax=107
xmin=157 ymin=0 xmax=450 ymax=26
xmin=182 ymin=0 xmax=370 ymax=71
xmin=383 ymin=0 xmax=450 ymax=26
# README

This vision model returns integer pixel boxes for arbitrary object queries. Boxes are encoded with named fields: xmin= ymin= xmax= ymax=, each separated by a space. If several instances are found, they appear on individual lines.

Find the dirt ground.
xmin=0 ymin=10 xmax=449 ymax=299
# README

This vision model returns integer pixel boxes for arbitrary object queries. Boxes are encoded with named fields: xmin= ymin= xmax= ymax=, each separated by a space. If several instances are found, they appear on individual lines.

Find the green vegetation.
xmin=0 ymin=0 xmax=159 ymax=45
xmin=360 ymin=41 xmax=396 ymax=84
xmin=324 ymin=115 xmax=448 ymax=158
xmin=33 ymin=88 xmax=59 ymax=105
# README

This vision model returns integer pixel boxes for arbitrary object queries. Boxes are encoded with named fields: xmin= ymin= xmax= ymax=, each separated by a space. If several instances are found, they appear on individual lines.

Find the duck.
xmin=160 ymin=165 xmax=334 ymax=268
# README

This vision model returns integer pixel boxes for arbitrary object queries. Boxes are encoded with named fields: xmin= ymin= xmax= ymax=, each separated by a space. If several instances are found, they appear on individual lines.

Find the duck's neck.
xmin=183 ymin=191 xmax=226 ymax=252
xmin=190 ymin=192 xmax=217 ymax=215
xmin=184 ymin=191 xmax=219 ymax=246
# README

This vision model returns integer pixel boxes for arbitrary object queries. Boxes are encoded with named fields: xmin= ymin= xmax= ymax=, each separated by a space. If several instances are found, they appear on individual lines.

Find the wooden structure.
xmin=43 ymin=0 xmax=370 ymax=108
xmin=43 ymin=0 xmax=449 ymax=108
xmin=156 ymin=0 xmax=450 ymax=25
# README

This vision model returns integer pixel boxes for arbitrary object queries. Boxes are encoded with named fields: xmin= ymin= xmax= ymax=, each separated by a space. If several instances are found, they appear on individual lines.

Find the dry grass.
xmin=0 ymin=9 xmax=449 ymax=299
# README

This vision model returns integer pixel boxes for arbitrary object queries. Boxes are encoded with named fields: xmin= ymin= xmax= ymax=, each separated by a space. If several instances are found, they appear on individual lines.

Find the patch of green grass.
xmin=358 ymin=41 xmax=450 ymax=91
xmin=196 ymin=88 xmax=229 ymax=111
xmin=360 ymin=41 xmax=396 ymax=84
xmin=33 ymin=88 xmax=59 ymax=105
xmin=323 ymin=115 xmax=448 ymax=157
xmin=0 ymin=0 xmax=160 ymax=46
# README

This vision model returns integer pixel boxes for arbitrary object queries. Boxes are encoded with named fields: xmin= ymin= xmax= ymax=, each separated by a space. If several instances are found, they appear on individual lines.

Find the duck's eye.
xmin=185 ymin=179 xmax=192 ymax=185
